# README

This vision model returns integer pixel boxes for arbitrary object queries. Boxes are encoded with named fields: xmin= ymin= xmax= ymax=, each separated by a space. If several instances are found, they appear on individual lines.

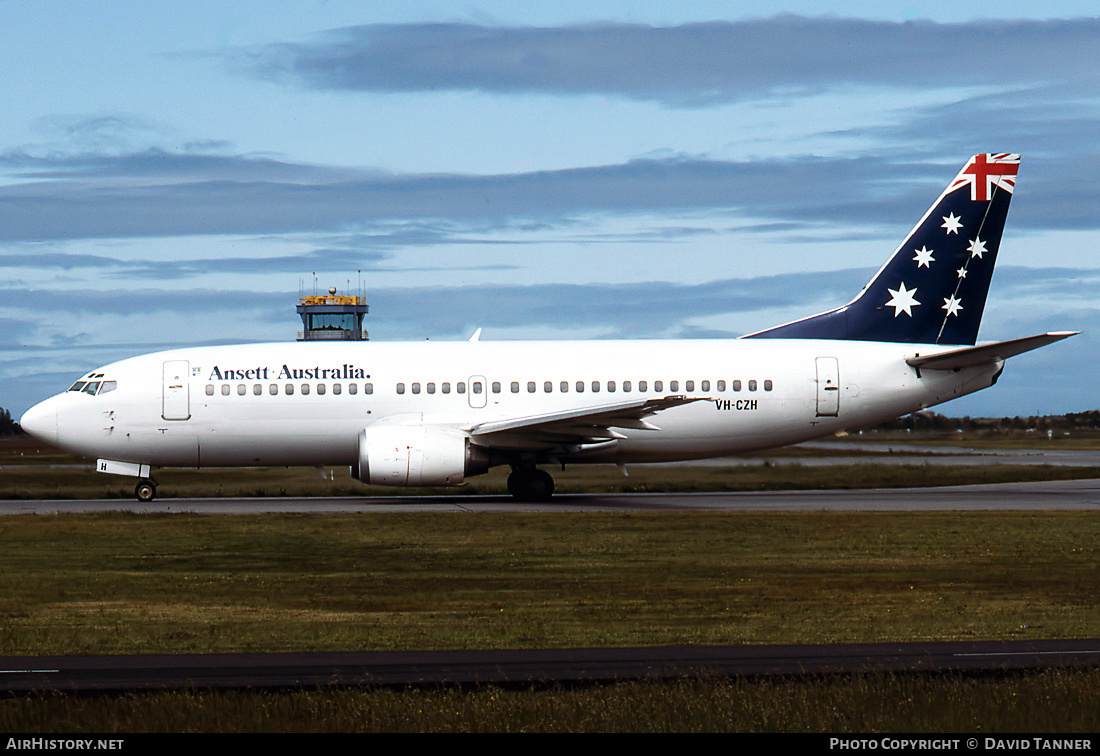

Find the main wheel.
xmin=135 ymin=479 xmax=157 ymax=502
xmin=507 ymin=467 xmax=555 ymax=502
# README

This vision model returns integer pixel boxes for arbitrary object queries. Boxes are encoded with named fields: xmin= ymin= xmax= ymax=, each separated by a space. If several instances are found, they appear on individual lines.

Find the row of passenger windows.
xmin=205 ymin=378 xmax=774 ymax=397
xmin=206 ymin=382 xmax=375 ymax=396
xmin=399 ymin=379 xmax=773 ymax=394
xmin=444 ymin=378 xmax=774 ymax=396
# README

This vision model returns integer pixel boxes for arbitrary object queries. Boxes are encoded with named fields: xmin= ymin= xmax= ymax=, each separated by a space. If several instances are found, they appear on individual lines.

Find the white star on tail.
xmin=913 ymin=246 xmax=935 ymax=268
xmin=968 ymin=236 xmax=987 ymax=258
xmin=885 ymin=282 xmax=920 ymax=317
xmin=942 ymin=295 xmax=963 ymax=317
xmin=942 ymin=213 xmax=963 ymax=234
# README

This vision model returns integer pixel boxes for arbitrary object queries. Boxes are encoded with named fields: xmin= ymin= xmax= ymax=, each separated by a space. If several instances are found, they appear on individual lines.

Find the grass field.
xmin=1 ymin=511 xmax=1096 ymax=654
xmin=0 ymin=509 xmax=1097 ymax=732
xmin=4 ymin=670 xmax=1098 ymax=733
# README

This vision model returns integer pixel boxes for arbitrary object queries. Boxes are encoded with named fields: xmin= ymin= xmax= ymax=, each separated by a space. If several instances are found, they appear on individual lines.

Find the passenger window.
xmin=333 ymin=383 xmax=342 ymax=395
xmin=670 ymin=380 xmax=679 ymax=392
xmin=472 ymin=382 xmax=482 ymax=394
xmin=764 ymin=380 xmax=773 ymax=391
xmin=301 ymin=384 xmax=310 ymax=395
xmin=686 ymin=380 xmax=694 ymax=392
xmin=459 ymin=382 xmax=467 ymax=394
xmin=623 ymin=381 xmax=631 ymax=392
xmin=286 ymin=383 xmax=294 ymax=395
xmin=410 ymin=383 xmax=419 ymax=395
xmin=206 ymin=384 xmax=215 ymax=396
xmin=654 ymin=380 xmax=663 ymax=392
xmin=607 ymin=381 xmax=616 ymax=392
xmin=426 ymin=383 xmax=434 ymax=394
xmin=639 ymin=380 xmax=647 ymax=392
xmin=749 ymin=380 xmax=757 ymax=391
xmin=528 ymin=381 xmax=536 ymax=393
xmin=237 ymin=384 xmax=246 ymax=396
xmin=576 ymin=381 xmax=584 ymax=393
xmin=717 ymin=380 xmax=726 ymax=391
xmin=396 ymin=383 xmax=405 ymax=394
xmin=591 ymin=381 xmax=600 ymax=392
xmin=365 ymin=383 xmax=373 ymax=394
xmin=253 ymin=384 xmax=262 ymax=395
xmin=269 ymin=384 xmax=278 ymax=395
xmin=560 ymin=381 xmax=569 ymax=393
xmin=442 ymin=382 xmax=451 ymax=394
xmin=222 ymin=385 xmax=230 ymax=396
xmin=701 ymin=380 xmax=709 ymax=391
xmin=544 ymin=381 xmax=552 ymax=393
xmin=317 ymin=384 xmax=326 ymax=395
xmin=733 ymin=380 xmax=742 ymax=392
xmin=348 ymin=383 xmax=357 ymax=395
xmin=511 ymin=381 xmax=520 ymax=393
xmin=492 ymin=382 xmax=501 ymax=393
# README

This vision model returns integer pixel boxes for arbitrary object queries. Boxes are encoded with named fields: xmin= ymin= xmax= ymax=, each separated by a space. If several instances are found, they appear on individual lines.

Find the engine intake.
xmin=352 ymin=426 xmax=489 ymax=486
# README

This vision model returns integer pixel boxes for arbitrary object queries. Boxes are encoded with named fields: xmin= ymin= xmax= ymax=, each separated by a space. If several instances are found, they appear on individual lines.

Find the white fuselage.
xmin=23 ymin=338 xmax=999 ymax=470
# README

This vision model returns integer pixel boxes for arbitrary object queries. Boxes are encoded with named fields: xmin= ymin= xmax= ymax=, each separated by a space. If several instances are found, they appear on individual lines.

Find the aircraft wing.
xmin=907 ymin=332 xmax=1079 ymax=370
xmin=466 ymin=395 xmax=705 ymax=448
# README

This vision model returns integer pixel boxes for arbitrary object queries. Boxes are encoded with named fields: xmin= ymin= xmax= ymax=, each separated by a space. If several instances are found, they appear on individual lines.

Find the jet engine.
xmin=353 ymin=426 xmax=489 ymax=486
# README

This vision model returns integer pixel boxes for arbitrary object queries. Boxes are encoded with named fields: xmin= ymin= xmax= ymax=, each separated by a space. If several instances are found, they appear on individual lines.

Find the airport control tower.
xmin=297 ymin=287 xmax=369 ymax=341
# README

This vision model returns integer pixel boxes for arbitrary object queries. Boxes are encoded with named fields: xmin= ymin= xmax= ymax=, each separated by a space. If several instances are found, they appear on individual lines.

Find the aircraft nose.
xmin=19 ymin=400 xmax=58 ymax=447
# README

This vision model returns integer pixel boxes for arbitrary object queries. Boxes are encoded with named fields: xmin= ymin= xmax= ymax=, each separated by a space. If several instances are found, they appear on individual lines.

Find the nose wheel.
xmin=135 ymin=479 xmax=158 ymax=502
xmin=507 ymin=467 xmax=555 ymax=502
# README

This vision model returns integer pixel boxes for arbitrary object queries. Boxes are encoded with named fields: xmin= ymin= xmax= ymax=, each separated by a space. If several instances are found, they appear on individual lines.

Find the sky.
xmin=3 ymin=1 xmax=1100 ymax=419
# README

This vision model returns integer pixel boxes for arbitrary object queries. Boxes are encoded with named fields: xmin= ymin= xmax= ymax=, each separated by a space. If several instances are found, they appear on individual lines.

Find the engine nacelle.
xmin=352 ymin=426 xmax=488 ymax=487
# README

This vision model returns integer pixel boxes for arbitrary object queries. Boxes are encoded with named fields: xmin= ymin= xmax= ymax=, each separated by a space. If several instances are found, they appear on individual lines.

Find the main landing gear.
xmin=135 ymin=478 xmax=158 ymax=502
xmin=507 ymin=467 xmax=555 ymax=502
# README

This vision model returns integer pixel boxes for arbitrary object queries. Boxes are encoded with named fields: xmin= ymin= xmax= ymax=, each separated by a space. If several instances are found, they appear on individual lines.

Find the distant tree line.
xmin=874 ymin=410 xmax=1100 ymax=433
xmin=0 ymin=407 xmax=22 ymax=436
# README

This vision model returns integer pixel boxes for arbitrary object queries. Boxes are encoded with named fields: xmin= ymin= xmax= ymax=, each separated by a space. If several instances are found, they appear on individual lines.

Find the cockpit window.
xmin=68 ymin=379 xmax=116 ymax=395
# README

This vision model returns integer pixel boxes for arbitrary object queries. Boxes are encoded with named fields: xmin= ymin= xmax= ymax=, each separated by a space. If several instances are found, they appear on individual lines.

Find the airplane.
xmin=19 ymin=153 xmax=1077 ymax=503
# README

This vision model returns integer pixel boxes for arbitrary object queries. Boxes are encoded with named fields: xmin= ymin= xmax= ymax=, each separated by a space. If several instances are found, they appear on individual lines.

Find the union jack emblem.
xmin=949 ymin=153 xmax=1020 ymax=201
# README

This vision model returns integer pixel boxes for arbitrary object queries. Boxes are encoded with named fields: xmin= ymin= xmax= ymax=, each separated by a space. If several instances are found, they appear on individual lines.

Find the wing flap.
xmin=907 ymin=332 xmax=1078 ymax=370
xmin=467 ymin=395 xmax=704 ymax=448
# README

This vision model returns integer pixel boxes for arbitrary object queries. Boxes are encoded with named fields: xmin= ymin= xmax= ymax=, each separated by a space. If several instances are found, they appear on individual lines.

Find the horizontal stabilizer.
xmin=906 ymin=332 xmax=1078 ymax=370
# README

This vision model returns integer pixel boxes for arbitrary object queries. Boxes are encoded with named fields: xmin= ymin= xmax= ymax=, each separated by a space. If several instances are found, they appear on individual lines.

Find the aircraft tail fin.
xmin=746 ymin=153 xmax=1020 ymax=345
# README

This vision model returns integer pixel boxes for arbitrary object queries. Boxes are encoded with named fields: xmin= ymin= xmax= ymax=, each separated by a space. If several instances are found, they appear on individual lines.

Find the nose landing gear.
xmin=135 ymin=479 xmax=158 ymax=502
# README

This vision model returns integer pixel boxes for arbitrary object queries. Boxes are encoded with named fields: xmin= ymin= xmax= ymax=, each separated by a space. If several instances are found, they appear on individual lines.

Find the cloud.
xmin=226 ymin=17 xmax=1100 ymax=194
xmin=232 ymin=17 xmax=1100 ymax=105
xmin=3 ymin=147 xmax=1100 ymax=254
xmin=0 ymin=147 xmax=1086 ymax=249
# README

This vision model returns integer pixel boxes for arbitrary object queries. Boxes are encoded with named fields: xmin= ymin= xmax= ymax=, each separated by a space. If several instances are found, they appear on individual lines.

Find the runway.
xmin=2 ymin=639 xmax=1097 ymax=694
xmin=4 ymin=477 xmax=1100 ymax=514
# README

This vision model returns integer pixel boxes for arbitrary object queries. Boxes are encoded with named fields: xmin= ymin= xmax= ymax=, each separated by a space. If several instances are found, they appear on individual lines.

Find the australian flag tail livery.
xmin=747 ymin=153 xmax=1020 ymax=346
